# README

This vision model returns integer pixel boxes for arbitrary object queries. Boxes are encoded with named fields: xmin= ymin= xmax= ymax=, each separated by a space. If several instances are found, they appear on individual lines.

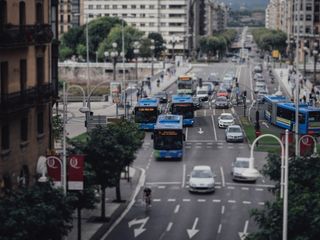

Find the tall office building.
xmin=58 ymin=0 xmax=81 ymax=37
xmin=0 ymin=0 xmax=59 ymax=190
xmin=205 ymin=0 xmax=228 ymax=35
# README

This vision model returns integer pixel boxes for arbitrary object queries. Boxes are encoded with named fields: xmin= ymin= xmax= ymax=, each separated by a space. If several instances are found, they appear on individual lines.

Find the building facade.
xmin=58 ymin=0 xmax=80 ymax=37
xmin=81 ymin=0 xmax=189 ymax=55
xmin=205 ymin=0 xmax=228 ymax=36
xmin=0 ymin=0 xmax=59 ymax=190
xmin=265 ymin=0 xmax=281 ymax=30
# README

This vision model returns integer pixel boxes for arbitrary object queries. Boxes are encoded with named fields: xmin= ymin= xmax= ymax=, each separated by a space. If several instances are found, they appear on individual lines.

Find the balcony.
xmin=0 ymin=83 xmax=53 ymax=115
xmin=0 ymin=24 xmax=53 ymax=49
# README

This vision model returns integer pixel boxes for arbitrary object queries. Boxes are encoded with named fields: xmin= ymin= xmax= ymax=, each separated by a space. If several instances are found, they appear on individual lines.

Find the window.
xmin=141 ymin=5 xmax=145 ymax=9
xmin=161 ymin=5 xmax=166 ymax=9
xmin=67 ymin=15 xmax=71 ymax=23
xmin=19 ymin=1 xmax=26 ymax=26
xmin=96 ymin=5 xmax=101 ymax=9
xmin=132 ymin=5 xmax=136 ymax=9
xmin=36 ymin=57 xmax=44 ymax=85
xmin=149 ymin=22 xmax=155 ymax=27
xmin=141 ymin=23 xmax=145 ymax=27
xmin=140 ymin=14 xmax=145 ymax=18
xmin=150 ymin=5 xmax=155 ymax=9
xmin=161 ymin=23 xmax=166 ymax=27
xmin=37 ymin=111 xmax=44 ymax=134
xmin=20 ymin=117 xmax=28 ymax=142
xmin=104 ymin=5 xmax=109 ymax=9
xmin=1 ymin=124 xmax=9 ymax=150
xmin=306 ymin=3 xmax=312 ymax=11
xmin=112 ymin=5 xmax=117 ymax=9
xmin=88 ymin=5 xmax=93 ymax=9
xmin=306 ymin=26 xmax=311 ymax=33
xmin=60 ymin=25 xmax=64 ymax=33
xmin=60 ymin=14 xmax=64 ymax=22
xmin=0 ymin=61 xmax=8 ymax=96
xmin=0 ymin=0 xmax=7 ymax=30
xmin=20 ymin=59 xmax=27 ymax=92
xmin=306 ymin=14 xmax=312 ymax=21
xmin=122 ymin=5 xmax=127 ymax=9
xmin=36 ymin=2 xmax=43 ymax=24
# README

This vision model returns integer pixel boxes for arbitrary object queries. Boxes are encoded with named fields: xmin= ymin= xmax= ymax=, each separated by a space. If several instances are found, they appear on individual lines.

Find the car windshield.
xmin=221 ymin=115 xmax=233 ymax=120
xmin=218 ymin=90 xmax=227 ymax=94
xmin=198 ymin=91 xmax=207 ymax=95
xmin=191 ymin=169 xmax=213 ymax=178
xmin=235 ymin=161 xmax=249 ymax=168
xmin=228 ymin=127 xmax=241 ymax=132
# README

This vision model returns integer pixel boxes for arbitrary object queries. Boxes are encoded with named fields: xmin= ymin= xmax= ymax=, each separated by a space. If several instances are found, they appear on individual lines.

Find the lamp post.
xmin=303 ymin=40 xmax=309 ymax=77
xmin=111 ymin=42 xmax=119 ymax=81
xmin=133 ymin=41 xmax=140 ymax=80
xmin=313 ymin=41 xmax=319 ymax=85
xmin=162 ymin=43 xmax=167 ymax=69
xmin=170 ymin=36 xmax=177 ymax=63
xmin=249 ymin=130 xmax=289 ymax=240
xmin=150 ymin=39 xmax=155 ymax=77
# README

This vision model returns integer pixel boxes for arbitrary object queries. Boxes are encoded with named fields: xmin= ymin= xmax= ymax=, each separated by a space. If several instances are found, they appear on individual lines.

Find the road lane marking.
xmin=227 ymin=186 xmax=235 ymax=190
xmin=183 ymin=199 xmax=191 ymax=202
xmin=153 ymin=199 xmax=161 ymax=202
xmin=215 ymin=186 xmax=222 ymax=189
xmin=255 ymin=188 xmax=264 ymax=191
xmin=195 ymin=146 xmax=202 ymax=148
xmin=243 ymin=201 xmax=251 ymax=204
xmin=258 ymin=202 xmax=265 ymax=205
xmin=197 ymin=199 xmax=206 ymax=202
xmin=226 ymin=182 xmax=275 ymax=188
xmin=221 ymin=205 xmax=225 ymax=214
xmin=168 ymin=199 xmax=176 ymax=202
xmin=185 ymin=127 xmax=189 ymax=141
xmin=228 ymin=200 xmax=236 ymax=203
xmin=185 ymin=146 xmax=192 ymax=149
xmin=211 ymin=115 xmax=218 ymax=141
xmin=213 ymin=199 xmax=221 ymax=203
xmin=182 ymin=164 xmax=186 ymax=188
xmin=158 ymin=186 xmax=165 ymax=189
xmin=217 ymin=224 xmax=222 ymax=234
xmin=220 ymin=167 xmax=226 ymax=187
xmin=174 ymin=204 xmax=180 ymax=214
xmin=241 ymin=187 xmax=249 ymax=191
xmin=166 ymin=222 xmax=173 ymax=232
xmin=146 ymin=182 xmax=181 ymax=185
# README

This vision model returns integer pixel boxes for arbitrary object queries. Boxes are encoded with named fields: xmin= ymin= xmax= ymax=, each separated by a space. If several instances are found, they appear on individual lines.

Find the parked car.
xmin=218 ymin=113 xmax=234 ymax=128
xmin=253 ymin=65 xmax=262 ymax=73
xmin=225 ymin=125 xmax=244 ymax=142
xmin=253 ymin=73 xmax=263 ymax=81
xmin=153 ymin=91 xmax=168 ymax=103
xmin=231 ymin=157 xmax=259 ymax=182
xmin=214 ymin=96 xmax=230 ymax=109
xmin=254 ymin=82 xmax=267 ymax=93
xmin=188 ymin=165 xmax=215 ymax=193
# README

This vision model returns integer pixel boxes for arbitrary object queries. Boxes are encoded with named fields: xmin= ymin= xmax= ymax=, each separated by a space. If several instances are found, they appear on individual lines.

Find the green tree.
xmin=76 ymin=43 xmax=86 ymax=60
xmin=0 ymin=182 xmax=74 ymax=240
xmin=52 ymin=114 xmax=64 ymax=142
xmin=59 ymin=46 xmax=74 ymax=61
xmin=148 ymin=32 xmax=166 ymax=59
xmin=60 ymin=26 xmax=84 ymax=53
xmin=247 ymin=154 xmax=320 ymax=240
xmin=139 ymin=38 xmax=153 ymax=58
xmin=85 ymin=120 xmax=144 ymax=219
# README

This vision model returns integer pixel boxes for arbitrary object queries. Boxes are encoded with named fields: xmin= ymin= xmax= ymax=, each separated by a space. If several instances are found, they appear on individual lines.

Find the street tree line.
xmin=251 ymin=28 xmax=287 ymax=55
xmin=198 ymin=29 xmax=237 ymax=60
xmin=59 ymin=16 xmax=165 ymax=62
xmin=0 ymin=120 xmax=144 ymax=239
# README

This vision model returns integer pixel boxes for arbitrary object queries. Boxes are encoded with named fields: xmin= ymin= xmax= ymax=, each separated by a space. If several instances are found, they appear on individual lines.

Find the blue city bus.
xmin=275 ymin=103 xmax=320 ymax=135
xmin=170 ymin=95 xmax=195 ymax=126
xmin=263 ymin=95 xmax=288 ymax=122
xmin=134 ymin=98 xmax=160 ymax=130
xmin=152 ymin=114 xmax=185 ymax=160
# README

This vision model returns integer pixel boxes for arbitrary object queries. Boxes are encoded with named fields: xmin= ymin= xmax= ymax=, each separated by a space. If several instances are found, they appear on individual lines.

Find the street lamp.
xmin=313 ymin=41 xmax=319 ymax=85
xmin=249 ymin=130 xmax=289 ymax=240
xmin=133 ymin=41 xmax=140 ymax=80
xmin=162 ymin=43 xmax=167 ymax=69
xmin=150 ymin=39 xmax=155 ymax=76
xmin=170 ymin=36 xmax=178 ymax=63
xmin=303 ymin=40 xmax=309 ymax=77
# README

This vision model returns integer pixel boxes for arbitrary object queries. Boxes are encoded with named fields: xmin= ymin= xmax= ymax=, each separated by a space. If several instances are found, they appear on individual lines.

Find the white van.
xmin=196 ymin=86 xmax=209 ymax=102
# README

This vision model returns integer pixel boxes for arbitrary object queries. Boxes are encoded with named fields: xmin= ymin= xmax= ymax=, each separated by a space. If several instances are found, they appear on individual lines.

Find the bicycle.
xmin=143 ymin=187 xmax=152 ymax=210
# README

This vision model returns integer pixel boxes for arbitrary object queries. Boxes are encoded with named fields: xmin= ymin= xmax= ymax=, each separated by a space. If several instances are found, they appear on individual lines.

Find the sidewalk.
xmin=65 ymin=63 xmax=192 ymax=240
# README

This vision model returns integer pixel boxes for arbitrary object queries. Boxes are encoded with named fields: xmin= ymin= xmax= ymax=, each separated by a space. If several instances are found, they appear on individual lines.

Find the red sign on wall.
xmin=46 ymin=155 xmax=62 ymax=188
xmin=68 ymin=155 xmax=84 ymax=190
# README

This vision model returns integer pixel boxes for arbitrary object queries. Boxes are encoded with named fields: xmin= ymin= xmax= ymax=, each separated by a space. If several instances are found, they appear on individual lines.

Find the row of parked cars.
xmin=253 ymin=64 xmax=268 ymax=103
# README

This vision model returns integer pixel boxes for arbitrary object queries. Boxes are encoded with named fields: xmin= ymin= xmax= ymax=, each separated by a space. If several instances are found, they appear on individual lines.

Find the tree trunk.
xmin=115 ymin=176 xmax=122 ymax=202
xmin=77 ymin=207 xmax=81 ymax=240
xmin=101 ymin=186 xmax=106 ymax=219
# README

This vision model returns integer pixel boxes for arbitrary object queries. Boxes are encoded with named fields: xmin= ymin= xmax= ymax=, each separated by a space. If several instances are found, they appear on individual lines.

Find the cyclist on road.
xmin=143 ymin=187 xmax=152 ymax=206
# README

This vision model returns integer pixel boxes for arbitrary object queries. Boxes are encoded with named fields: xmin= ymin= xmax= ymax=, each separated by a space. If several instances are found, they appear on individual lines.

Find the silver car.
xmin=218 ymin=113 xmax=234 ymax=128
xmin=225 ymin=125 xmax=244 ymax=142
xmin=231 ymin=157 xmax=259 ymax=182
xmin=188 ymin=165 xmax=215 ymax=193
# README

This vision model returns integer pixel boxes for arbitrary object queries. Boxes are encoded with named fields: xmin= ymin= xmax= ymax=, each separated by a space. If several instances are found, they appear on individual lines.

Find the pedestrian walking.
xmin=303 ymin=95 xmax=306 ymax=103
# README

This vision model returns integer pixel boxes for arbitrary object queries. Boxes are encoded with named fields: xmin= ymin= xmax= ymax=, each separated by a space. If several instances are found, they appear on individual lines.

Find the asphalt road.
xmin=102 ymin=61 xmax=275 ymax=240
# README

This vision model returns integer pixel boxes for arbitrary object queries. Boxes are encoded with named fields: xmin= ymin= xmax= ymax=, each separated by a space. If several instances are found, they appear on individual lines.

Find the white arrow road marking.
xmin=198 ymin=128 xmax=204 ymax=134
xmin=128 ymin=217 xmax=149 ymax=238
xmin=187 ymin=217 xmax=200 ymax=239
xmin=238 ymin=220 xmax=249 ymax=240
xmin=262 ymin=121 xmax=269 ymax=128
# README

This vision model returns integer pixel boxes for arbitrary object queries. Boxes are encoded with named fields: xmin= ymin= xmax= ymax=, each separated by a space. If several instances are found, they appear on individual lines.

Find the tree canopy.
xmin=251 ymin=28 xmax=287 ymax=54
xmin=0 ymin=182 xmax=74 ymax=240
xmin=247 ymin=154 xmax=320 ymax=240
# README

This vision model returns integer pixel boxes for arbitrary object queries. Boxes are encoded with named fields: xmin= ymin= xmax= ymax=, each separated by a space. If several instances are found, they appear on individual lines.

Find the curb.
xmin=89 ymin=167 xmax=143 ymax=240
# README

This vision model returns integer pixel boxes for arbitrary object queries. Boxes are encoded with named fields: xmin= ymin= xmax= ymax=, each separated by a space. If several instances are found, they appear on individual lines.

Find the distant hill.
xmin=220 ymin=0 xmax=269 ymax=11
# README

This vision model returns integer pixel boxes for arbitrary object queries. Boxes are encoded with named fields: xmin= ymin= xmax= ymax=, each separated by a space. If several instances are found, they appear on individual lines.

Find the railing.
xmin=0 ymin=24 xmax=53 ymax=48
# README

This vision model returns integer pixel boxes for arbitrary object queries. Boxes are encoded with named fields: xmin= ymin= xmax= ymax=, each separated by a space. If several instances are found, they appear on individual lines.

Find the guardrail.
xmin=57 ymin=95 xmax=108 ymax=102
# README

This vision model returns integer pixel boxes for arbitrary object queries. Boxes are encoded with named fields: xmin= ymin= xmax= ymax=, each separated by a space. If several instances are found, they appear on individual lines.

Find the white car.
xmin=188 ymin=165 xmax=215 ymax=193
xmin=231 ymin=157 xmax=259 ymax=182
xmin=218 ymin=113 xmax=235 ymax=128
xmin=254 ymin=82 xmax=267 ymax=93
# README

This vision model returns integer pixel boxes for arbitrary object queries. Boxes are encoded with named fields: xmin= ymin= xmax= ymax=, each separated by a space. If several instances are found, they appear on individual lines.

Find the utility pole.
xmin=295 ymin=0 xmax=301 ymax=157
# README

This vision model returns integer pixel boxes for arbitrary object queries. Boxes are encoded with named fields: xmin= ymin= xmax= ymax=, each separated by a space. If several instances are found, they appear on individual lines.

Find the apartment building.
xmin=0 ymin=0 xmax=59 ymax=190
xmin=81 ymin=0 xmax=189 ymax=55
xmin=205 ymin=0 xmax=228 ymax=35
xmin=58 ymin=0 xmax=81 ymax=37
xmin=265 ymin=0 xmax=281 ymax=30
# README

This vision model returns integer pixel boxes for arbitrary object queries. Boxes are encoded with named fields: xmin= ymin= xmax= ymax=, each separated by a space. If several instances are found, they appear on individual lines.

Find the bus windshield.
xmin=172 ymin=104 xmax=194 ymax=119
xmin=178 ymin=82 xmax=192 ymax=89
xmin=308 ymin=111 xmax=320 ymax=122
xmin=135 ymin=107 xmax=158 ymax=123
xmin=154 ymin=130 xmax=183 ymax=150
